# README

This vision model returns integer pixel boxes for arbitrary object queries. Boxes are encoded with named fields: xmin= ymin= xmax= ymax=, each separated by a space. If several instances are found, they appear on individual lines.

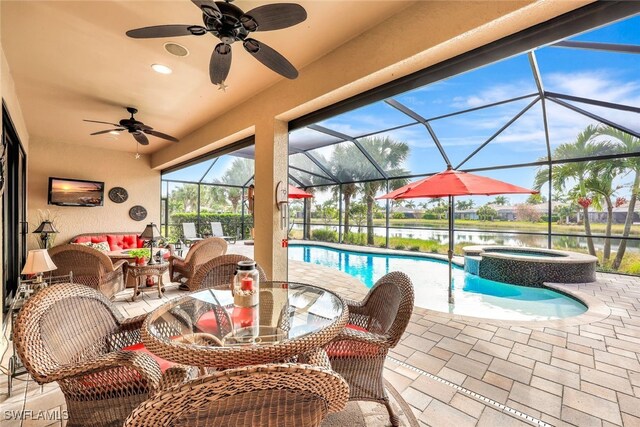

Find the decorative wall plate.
xmin=108 ymin=187 xmax=128 ymax=203
xmin=129 ymin=205 xmax=147 ymax=221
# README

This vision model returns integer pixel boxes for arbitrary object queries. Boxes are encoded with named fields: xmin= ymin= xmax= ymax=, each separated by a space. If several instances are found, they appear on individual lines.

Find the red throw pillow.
xmin=107 ymin=235 xmax=123 ymax=251
xmin=122 ymin=342 xmax=174 ymax=373
xmin=122 ymin=235 xmax=136 ymax=249
xmin=73 ymin=236 xmax=92 ymax=244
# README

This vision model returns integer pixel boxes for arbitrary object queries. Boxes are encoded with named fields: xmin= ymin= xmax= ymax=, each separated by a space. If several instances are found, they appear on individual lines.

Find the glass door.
xmin=2 ymin=104 xmax=27 ymax=313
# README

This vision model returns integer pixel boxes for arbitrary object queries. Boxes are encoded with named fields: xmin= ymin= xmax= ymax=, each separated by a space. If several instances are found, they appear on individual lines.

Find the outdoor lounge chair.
xmin=13 ymin=283 xmax=194 ymax=427
xmin=210 ymin=221 xmax=237 ymax=243
xmin=168 ymin=237 xmax=227 ymax=288
xmin=182 ymin=222 xmax=203 ymax=244
xmin=124 ymin=363 xmax=349 ymax=427
xmin=47 ymin=243 xmax=126 ymax=299
xmin=188 ymin=254 xmax=267 ymax=292
xmin=326 ymin=271 xmax=414 ymax=427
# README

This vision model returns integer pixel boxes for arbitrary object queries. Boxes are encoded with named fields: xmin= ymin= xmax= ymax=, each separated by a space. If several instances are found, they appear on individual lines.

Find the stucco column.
xmin=254 ymin=117 xmax=288 ymax=280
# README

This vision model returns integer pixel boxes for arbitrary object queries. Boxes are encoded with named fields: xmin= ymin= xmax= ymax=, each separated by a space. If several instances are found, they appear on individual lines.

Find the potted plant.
xmin=128 ymin=248 xmax=150 ymax=266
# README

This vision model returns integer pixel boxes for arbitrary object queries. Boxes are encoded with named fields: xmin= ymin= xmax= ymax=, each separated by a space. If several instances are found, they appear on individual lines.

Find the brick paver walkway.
xmin=2 ymin=243 xmax=639 ymax=426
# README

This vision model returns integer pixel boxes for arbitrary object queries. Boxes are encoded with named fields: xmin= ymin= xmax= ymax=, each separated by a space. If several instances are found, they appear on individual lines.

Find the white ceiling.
xmin=1 ymin=0 xmax=411 ymax=153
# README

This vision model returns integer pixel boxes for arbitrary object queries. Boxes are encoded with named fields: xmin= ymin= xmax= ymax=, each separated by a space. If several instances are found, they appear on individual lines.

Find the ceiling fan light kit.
xmin=126 ymin=0 xmax=307 ymax=87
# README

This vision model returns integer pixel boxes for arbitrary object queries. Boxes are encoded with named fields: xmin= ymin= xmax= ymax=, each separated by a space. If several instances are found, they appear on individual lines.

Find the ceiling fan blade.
xmin=241 ymin=4 xmax=307 ymax=32
xmin=209 ymin=43 xmax=232 ymax=84
xmin=192 ymin=0 xmax=222 ymax=19
xmin=139 ymin=124 xmax=153 ymax=130
xmin=144 ymin=129 xmax=179 ymax=143
xmin=90 ymin=129 xmax=125 ymax=136
xmin=243 ymin=38 xmax=298 ymax=79
xmin=126 ymin=25 xmax=204 ymax=39
xmin=132 ymin=132 xmax=149 ymax=145
xmin=84 ymin=119 xmax=121 ymax=127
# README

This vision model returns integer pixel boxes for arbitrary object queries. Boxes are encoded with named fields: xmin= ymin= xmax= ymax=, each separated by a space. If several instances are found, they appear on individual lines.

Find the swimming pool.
xmin=288 ymin=244 xmax=587 ymax=321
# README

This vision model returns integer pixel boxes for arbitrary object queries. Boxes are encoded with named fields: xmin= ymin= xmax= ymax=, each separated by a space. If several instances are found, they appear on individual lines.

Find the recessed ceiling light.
xmin=109 ymin=131 xmax=120 ymax=135
xmin=164 ymin=42 xmax=189 ymax=57
xmin=151 ymin=64 xmax=172 ymax=74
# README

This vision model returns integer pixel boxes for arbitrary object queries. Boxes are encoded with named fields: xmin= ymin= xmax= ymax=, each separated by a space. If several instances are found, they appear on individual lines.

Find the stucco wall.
xmin=27 ymin=139 xmax=160 ymax=248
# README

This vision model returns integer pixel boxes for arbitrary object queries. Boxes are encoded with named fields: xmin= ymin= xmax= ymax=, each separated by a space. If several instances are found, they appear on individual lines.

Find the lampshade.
xmin=140 ymin=222 xmax=162 ymax=240
xmin=33 ymin=220 xmax=59 ymax=234
xmin=21 ymin=249 xmax=57 ymax=275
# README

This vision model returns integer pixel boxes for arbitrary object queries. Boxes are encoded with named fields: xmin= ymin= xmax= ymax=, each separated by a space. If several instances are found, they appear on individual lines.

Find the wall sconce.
xmin=275 ymin=181 xmax=288 ymax=230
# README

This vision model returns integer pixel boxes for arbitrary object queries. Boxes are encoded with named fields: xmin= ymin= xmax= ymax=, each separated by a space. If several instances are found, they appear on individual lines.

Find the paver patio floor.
xmin=2 ymin=243 xmax=639 ymax=426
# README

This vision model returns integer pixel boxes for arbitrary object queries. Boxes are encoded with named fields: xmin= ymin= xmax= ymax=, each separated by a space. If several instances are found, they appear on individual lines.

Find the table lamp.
xmin=21 ymin=249 xmax=57 ymax=283
xmin=33 ymin=220 xmax=59 ymax=249
xmin=140 ymin=222 xmax=162 ymax=265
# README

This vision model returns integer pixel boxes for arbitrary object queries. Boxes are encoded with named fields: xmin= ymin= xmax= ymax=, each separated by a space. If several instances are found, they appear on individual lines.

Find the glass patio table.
xmin=141 ymin=282 xmax=348 ymax=368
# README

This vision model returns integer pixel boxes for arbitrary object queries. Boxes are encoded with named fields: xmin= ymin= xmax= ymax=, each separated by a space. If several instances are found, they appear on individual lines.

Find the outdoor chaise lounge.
xmin=182 ymin=222 xmax=203 ymax=244
xmin=210 ymin=221 xmax=237 ymax=244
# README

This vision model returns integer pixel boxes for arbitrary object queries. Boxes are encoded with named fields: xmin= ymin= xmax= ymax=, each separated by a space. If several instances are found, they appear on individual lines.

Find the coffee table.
xmin=126 ymin=263 xmax=168 ymax=301
xmin=142 ymin=282 xmax=347 ymax=368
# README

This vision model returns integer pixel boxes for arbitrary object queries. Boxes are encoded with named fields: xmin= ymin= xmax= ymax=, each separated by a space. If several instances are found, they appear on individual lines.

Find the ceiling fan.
xmin=84 ymin=107 xmax=179 ymax=145
xmin=126 ymin=0 xmax=307 ymax=85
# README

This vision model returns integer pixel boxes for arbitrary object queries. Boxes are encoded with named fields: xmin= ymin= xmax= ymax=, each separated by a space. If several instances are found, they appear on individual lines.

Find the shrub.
xmin=392 ymin=212 xmax=406 ymax=220
xmin=311 ymin=229 xmax=338 ymax=242
xmin=422 ymin=212 xmax=438 ymax=220
xmin=394 ymin=244 xmax=406 ymax=250
xmin=409 ymin=245 xmax=420 ymax=252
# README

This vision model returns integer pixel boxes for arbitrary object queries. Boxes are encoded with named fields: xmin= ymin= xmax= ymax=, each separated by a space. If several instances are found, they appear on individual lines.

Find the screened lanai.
xmin=162 ymin=13 xmax=640 ymax=274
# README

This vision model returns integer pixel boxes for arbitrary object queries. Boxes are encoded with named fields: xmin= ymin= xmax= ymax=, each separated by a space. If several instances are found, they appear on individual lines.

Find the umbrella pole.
xmin=448 ymin=196 xmax=454 ymax=304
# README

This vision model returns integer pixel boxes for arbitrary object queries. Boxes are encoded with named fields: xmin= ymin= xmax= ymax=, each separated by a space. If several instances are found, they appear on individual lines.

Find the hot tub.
xmin=463 ymin=245 xmax=597 ymax=286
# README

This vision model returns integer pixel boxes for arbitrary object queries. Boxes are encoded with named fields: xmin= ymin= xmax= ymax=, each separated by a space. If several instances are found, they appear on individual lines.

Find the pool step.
xmin=464 ymin=256 xmax=481 ymax=275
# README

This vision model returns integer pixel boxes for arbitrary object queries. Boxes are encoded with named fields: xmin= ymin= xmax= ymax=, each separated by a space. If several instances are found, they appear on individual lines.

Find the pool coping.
xmin=288 ymin=239 xmax=466 ymax=267
xmin=463 ymin=244 xmax=598 ymax=264
xmin=289 ymin=240 xmax=610 ymax=328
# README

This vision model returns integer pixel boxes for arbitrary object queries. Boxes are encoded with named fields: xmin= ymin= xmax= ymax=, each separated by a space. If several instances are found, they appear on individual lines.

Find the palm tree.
xmin=584 ymin=161 xmax=622 ymax=264
xmin=356 ymin=136 xmax=409 ymax=245
xmin=493 ymin=196 xmax=509 ymax=206
xmin=597 ymin=125 xmax=640 ymax=269
xmin=221 ymin=158 xmax=254 ymax=213
xmin=329 ymin=143 xmax=362 ymax=238
xmin=534 ymin=125 xmax=613 ymax=256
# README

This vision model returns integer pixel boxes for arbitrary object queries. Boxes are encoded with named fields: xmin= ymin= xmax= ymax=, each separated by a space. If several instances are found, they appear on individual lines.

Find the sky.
xmin=165 ymin=14 xmax=640 ymax=207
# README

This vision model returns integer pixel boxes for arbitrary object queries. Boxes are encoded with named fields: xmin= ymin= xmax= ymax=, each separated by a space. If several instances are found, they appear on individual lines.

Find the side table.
xmin=126 ymin=263 xmax=168 ymax=302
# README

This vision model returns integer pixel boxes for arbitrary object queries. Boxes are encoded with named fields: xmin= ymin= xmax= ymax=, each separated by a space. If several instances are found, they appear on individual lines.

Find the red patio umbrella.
xmin=288 ymin=185 xmax=313 ymax=199
xmin=378 ymin=166 xmax=537 ymax=304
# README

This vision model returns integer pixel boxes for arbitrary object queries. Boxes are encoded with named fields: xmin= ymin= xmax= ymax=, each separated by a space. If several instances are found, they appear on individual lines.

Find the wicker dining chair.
xmin=48 ymin=243 xmax=126 ymax=299
xmin=13 ymin=283 xmax=195 ymax=427
xmin=326 ymin=271 xmax=414 ymax=426
xmin=168 ymin=237 xmax=227 ymax=287
xmin=124 ymin=363 xmax=349 ymax=427
xmin=188 ymin=254 xmax=267 ymax=292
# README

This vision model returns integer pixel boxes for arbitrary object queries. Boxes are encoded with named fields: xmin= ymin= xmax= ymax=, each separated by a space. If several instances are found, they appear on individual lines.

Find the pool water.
xmin=483 ymin=249 xmax=564 ymax=258
xmin=288 ymin=244 xmax=587 ymax=321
